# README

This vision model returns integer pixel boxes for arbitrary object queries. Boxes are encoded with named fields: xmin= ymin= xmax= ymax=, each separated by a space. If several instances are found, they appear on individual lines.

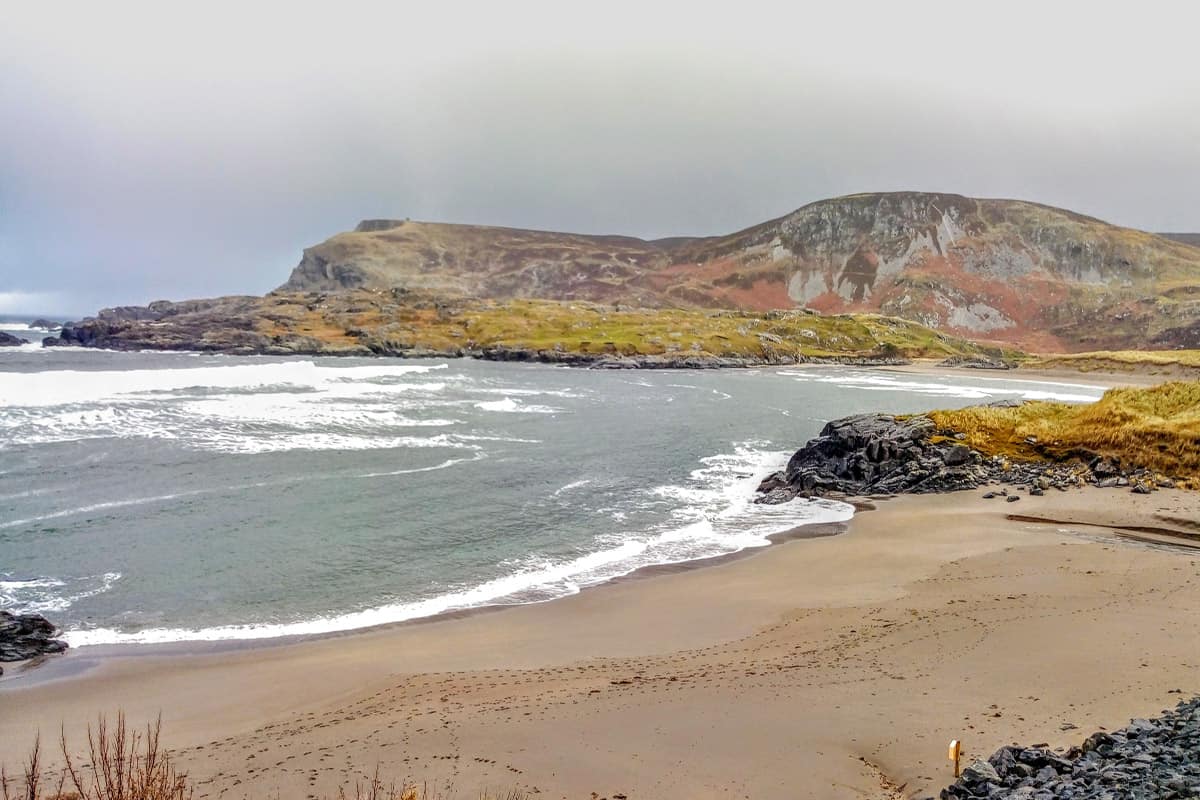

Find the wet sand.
xmin=3 ymin=488 xmax=1199 ymax=800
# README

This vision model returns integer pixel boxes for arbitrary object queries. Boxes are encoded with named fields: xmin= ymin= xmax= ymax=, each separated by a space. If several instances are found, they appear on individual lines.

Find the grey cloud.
xmin=1 ymin=2 xmax=1197 ymax=315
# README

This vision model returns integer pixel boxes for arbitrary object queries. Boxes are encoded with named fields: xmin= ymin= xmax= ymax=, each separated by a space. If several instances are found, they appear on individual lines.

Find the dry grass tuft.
xmin=2 ymin=714 xmax=188 ymax=800
xmin=3 ymin=716 xmax=525 ymax=800
xmin=929 ymin=381 xmax=1200 ymax=481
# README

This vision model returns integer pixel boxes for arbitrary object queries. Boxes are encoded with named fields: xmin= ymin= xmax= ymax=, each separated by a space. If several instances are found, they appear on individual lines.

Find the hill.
xmin=281 ymin=193 xmax=1200 ymax=352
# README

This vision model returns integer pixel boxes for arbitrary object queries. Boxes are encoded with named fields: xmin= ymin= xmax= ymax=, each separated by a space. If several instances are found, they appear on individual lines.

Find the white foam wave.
xmin=0 ymin=490 xmax=214 ymax=530
xmin=64 ymin=443 xmax=852 ymax=647
xmin=452 ymin=433 xmax=542 ymax=444
xmin=204 ymin=432 xmax=481 ymax=455
xmin=0 ymin=361 xmax=450 ymax=408
xmin=552 ymin=479 xmax=592 ymax=496
xmin=0 ymin=361 xmax=477 ymax=452
xmin=355 ymin=452 xmax=486 ymax=478
xmin=0 ymin=572 xmax=120 ymax=614
xmin=0 ymin=340 xmax=43 ymax=353
xmin=475 ymin=397 xmax=560 ymax=413
xmin=1 ymin=322 xmax=60 ymax=332
xmin=776 ymin=369 xmax=1105 ymax=403
xmin=472 ymin=387 xmax=581 ymax=398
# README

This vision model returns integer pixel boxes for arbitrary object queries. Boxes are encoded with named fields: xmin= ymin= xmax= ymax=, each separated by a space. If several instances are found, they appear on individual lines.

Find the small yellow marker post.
xmin=948 ymin=739 xmax=962 ymax=777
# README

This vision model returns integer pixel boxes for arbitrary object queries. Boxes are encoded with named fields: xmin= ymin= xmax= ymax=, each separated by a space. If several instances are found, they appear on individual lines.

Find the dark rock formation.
xmin=0 ymin=331 xmax=29 ymax=347
xmin=757 ymin=412 xmax=1180 ymax=503
xmin=757 ymin=414 xmax=995 ymax=501
xmin=27 ymin=318 xmax=60 ymax=330
xmin=0 ymin=611 xmax=68 ymax=674
xmin=939 ymin=355 xmax=1015 ymax=370
xmin=942 ymin=697 xmax=1200 ymax=799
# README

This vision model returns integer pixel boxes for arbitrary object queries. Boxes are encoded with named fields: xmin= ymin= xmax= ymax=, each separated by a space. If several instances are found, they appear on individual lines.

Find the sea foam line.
xmin=0 ymin=361 xmax=451 ymax=408
xmin=0 ymin=489 xmax=214 ymax=530
xmin=776 ymin=370 xmax=1105 ymax=403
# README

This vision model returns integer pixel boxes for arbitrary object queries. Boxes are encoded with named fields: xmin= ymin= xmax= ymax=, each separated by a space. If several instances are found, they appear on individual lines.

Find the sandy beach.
xmin=3 ymin=487 xmax=1199 ymax=800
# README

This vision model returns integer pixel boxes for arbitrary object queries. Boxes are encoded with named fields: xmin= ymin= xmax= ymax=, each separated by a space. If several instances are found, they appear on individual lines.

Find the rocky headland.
xmin=756 ymin=411 xmax=1174 ymax=505
xmin=941 ymin=696 xmax=1200 ymax=799
xmin=42 ymin=290 xmax=1011 ymax=368
xmin=0 ymin=611 xmax=68 ymax=675
xmin=760 ymin=380 xmax=1200 ymax=505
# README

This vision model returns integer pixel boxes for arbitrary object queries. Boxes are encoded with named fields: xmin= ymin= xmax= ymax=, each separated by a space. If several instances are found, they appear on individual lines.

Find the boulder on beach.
xmin=0 ymin=610 xmax=69 ymax=673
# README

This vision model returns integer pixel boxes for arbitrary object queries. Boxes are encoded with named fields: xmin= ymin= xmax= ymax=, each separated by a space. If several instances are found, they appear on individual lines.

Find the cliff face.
xmin=279 ymin=193 xmax=1200 ymax=352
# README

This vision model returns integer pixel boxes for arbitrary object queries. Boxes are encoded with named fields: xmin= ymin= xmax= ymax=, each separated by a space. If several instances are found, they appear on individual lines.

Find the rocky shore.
xmin=39 ymin=294 xmax=925 ymax=369
xmin=941 ymin=696 xmax=1200 ymax=799
xmin=34 ymin=284 xmax=1016 ymax=369
xmin=0 ymin=331 xmax=28 ymax=346
xmin=0 ymin=611 xmax=68 ymax=675
xmin=757 ymin=410 xmax=1177 ymax=504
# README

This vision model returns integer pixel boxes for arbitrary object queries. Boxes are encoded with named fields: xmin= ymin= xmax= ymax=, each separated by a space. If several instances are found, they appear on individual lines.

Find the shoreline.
xmin=0 ymin=516 xmax=854 ymax=687
xmin=12 ymin=340 xmax=1175 ymax=389
xmin=3 ymin=487 xmax=1199 ymax=799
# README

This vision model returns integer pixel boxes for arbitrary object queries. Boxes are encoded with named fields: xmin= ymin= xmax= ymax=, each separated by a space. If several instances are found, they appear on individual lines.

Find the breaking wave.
xmin=64 ymin=443 xmax=851 ymax=646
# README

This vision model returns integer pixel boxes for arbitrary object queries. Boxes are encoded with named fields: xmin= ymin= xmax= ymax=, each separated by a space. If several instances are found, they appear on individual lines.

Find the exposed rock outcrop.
xmin=276 ymin=193 xmax=1200 ymax=352
xmin=757 ymin=411 xmax=1180 ymax=503
xmin=756 ymin=414 xmax=995 ymax=501
xmin=941 ymin=697 xmax=1200 ymax=799
xmin=0 ymin=331 xmax=28 ymax=347
xmin=938 ymin=355 xmax=1014 ymax=370
xmin=0 ymin=611 xmax=68 ymax=674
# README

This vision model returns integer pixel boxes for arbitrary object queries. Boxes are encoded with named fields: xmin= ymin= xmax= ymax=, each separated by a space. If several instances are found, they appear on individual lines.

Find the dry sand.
xmin=3 ymin=488 xmax=1199 ymax=800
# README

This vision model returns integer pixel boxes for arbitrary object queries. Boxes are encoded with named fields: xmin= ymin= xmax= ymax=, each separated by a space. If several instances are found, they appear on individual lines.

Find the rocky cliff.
xmin=280 ymin=193 xmax=1200 ymax=352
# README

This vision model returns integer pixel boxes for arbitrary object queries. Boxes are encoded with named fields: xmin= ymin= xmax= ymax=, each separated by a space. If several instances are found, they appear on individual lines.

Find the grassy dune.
xmin=929 ymin=381 xmax=1200 ymax=482
xmin=1027 ymin=350 xmax=1200 ymax=377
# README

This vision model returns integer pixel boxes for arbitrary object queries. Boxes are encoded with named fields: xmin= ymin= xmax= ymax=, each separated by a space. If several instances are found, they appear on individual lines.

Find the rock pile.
xmin=941 ymin=697 xmax=1200 ymax=799
xmin=756 ymin=412 xmax=1178 ymax=503
xmin=0 ymin=611 xmax=68 ymax=675
xmin=939 ymin=355 xmax=1015 ymax=370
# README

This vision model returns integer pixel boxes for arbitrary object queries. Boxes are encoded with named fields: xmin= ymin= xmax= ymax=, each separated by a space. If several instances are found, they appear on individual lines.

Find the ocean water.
xmin=0 ymin=331 xmax=1107 ymax=648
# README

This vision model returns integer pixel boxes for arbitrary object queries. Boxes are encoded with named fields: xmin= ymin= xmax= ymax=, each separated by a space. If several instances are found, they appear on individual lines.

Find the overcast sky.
xmin=2 ymin=1 xmax=1198 ymax=315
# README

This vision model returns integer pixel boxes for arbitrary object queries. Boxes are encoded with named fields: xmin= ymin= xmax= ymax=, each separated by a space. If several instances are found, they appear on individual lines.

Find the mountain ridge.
xmin=279 ymin=192 xmax=1200 ymax=352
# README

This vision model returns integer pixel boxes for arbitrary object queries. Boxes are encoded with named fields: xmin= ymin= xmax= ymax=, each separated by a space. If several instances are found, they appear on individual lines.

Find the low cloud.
xmin=1 ymin=1 xmax=1197 ymax=313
